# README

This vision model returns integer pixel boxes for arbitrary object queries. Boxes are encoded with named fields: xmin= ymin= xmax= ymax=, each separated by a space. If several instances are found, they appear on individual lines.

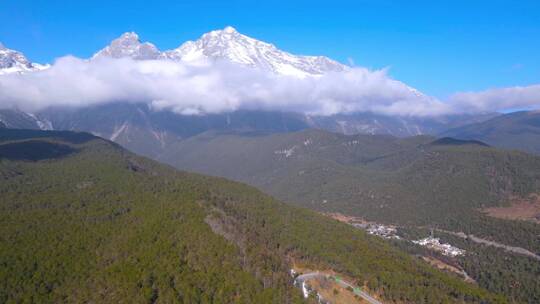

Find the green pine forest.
xmin=0 ymin=129 xmax=508 ymax=303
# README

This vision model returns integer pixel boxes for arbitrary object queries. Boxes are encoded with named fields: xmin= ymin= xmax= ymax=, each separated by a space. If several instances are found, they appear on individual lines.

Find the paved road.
xmin=437 ymin=229 xmax=540 ymax=261
xmin=295 ymin=272 xmax=382 ymax=304
xmin=335 ymin=276 xmax=382 ymax=304
xmin=295 ymin=272 xmax=325 ymax=282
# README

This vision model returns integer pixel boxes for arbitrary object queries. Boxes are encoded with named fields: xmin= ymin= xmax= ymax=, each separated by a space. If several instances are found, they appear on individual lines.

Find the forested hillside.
xmin=159 ymin=129 xmax=540 ymax=251
xmin=0 ymin=129 xmax=505 ymax=303
xmin=158 ymin=129 xmax=540 ymax=303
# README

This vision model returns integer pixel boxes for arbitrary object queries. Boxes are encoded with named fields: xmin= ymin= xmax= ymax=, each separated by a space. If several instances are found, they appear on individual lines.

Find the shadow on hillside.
xmin=0 ymin=129 xmax=96 ymax=144
xmin=0 ymin=141 xmax=77 ymax=161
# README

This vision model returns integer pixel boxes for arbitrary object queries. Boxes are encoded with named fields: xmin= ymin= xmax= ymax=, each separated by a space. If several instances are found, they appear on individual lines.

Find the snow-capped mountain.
xmin=92 ymin=32 xmax=161 ymax=60
xmin=0 ymin=43 xmax=48 ymax=75
xmin=163 ymin=26 xmax=346 ymax=77
xmin=0 ymin=27 xmax=496 ymax=154
xmin=92 ymin=26 xmax=346 ymax=77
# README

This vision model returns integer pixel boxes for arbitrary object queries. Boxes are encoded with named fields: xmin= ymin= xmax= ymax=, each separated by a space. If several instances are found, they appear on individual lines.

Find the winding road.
xmin=436 ymin=229 xmax=540 ymax=261
xmin=295 ymin=272 xmax=382 ymax=304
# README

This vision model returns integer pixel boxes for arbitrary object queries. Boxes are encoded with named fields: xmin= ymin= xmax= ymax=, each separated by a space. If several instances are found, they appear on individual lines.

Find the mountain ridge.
xmin=0 ymin=103 xmax=498 ymax=159
xmin=161 ymin=26 xmax=346 ymax=77
xmin=90 ymin=26 xmax=347 ymax=77
xmin=0 ymin=42 xmax=48 ymax=75
xmin=442 ymin=111 xmax=540 ymax=155
xmin=0 ymin=27 xmax=497 ymax=138
xmin=92 ymin=32 xmax=161 ymax=60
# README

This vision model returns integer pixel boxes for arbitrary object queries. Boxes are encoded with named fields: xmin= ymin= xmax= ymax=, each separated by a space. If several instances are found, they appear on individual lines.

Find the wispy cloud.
xmin=450 ymin=84 xmax=540 ymax=112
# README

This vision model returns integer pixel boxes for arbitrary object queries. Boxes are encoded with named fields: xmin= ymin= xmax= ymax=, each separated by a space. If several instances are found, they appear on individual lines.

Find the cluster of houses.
xmin=352 ymin=222 xmax=401 ymax=239
xmin=331 ymin=213 xmax=466 ymax=258
xmin=412 ymin=237 xmax=466 ymax=257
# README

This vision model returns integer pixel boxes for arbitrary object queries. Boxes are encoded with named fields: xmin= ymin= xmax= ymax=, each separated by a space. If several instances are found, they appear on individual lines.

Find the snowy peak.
xmin=164 ymin=26 xmax=347 ymax=77
xmin=6 ymin=27 xmax=347 ymax=78
xmin=223 ymin=26 xmax=237 ymax=34
xmin=0 ymin=45 xmax=31 ymax=69
xmin=0 ymin=43 xmax=48 ymax=75
xmin=92 ymin=32 xmax=161 ymax=60
xmin=88 ymin=27 xmax=347 ymax=77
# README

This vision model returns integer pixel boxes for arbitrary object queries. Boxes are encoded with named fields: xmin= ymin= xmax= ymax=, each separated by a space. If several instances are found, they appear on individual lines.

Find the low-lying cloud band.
xmin=450 ymin=85 xmax=540 ymax=113
xmin=0 ymin=56 xmax=537 ymax=116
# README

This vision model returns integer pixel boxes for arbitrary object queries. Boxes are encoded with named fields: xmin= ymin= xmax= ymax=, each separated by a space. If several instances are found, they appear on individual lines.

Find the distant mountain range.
xmin=0 ymin=27 xmax=536 ymax=157
xmin=0 ymin=26 xmax=501 ymax=145
xmin=0 ymin=103 xmax=497 ymax=159
xmin=442 ymin=110 xmax=540 ymax=155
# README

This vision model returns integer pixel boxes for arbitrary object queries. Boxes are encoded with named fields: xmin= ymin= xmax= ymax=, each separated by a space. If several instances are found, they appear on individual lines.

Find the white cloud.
xmin=4 ymin=55 xmax=537 ymax=116
xmin=0 ymin=55 xmax=454 ymax=116
xmin=450 ymin=84 xmax=540 ymax=112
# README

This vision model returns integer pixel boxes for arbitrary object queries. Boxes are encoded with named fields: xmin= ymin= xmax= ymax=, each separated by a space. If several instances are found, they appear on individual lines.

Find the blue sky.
xmin=0 ymin=0 xmax=538 ymax=99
